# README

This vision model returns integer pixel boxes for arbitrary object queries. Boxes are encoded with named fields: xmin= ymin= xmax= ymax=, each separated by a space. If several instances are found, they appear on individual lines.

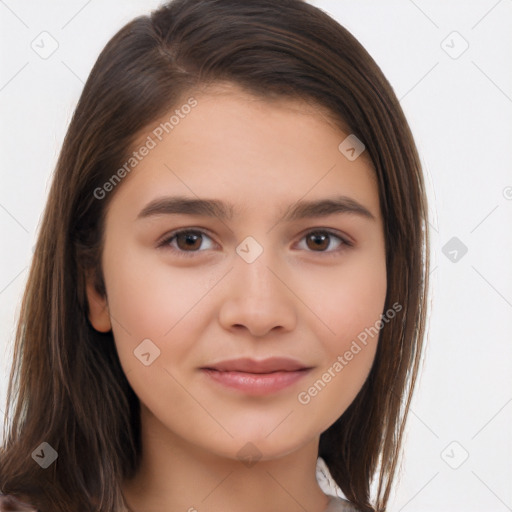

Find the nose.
xmin=218 ymin=253 xmax=297 ymax=338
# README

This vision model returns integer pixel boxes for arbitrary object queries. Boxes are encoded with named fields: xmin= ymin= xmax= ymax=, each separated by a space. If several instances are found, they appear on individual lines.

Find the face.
xmin=87 ymin=84 xmax=387 ymax=461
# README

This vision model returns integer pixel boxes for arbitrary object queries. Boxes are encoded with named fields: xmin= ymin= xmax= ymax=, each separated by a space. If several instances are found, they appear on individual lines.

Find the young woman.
xmin=0 ymin=1 xmax=429 ymax=511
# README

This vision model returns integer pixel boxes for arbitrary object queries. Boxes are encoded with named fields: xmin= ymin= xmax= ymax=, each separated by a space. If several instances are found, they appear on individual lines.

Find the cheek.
xmin=332 ymin=264 xmax=387 ymax=344
xmin=101 ymin=254 xmax=218 ymax=421
xmin=102 ymin=249 xmax=230 ymax=400
xmin=300 ymin=250 xmax=387 ymax=347
xmin=294 ymin=254 xmax=386 ymax=424
xmin=103 ymin=248 xmax=218 ymax=336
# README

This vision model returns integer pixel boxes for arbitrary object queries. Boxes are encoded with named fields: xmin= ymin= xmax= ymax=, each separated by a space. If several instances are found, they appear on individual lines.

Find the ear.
xmin=85 ymin=276 xmax=112 ymax=333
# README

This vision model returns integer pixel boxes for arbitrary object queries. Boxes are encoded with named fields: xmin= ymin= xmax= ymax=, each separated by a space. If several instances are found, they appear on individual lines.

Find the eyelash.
xmin=157 ymin=228 xmax=353 ymax=258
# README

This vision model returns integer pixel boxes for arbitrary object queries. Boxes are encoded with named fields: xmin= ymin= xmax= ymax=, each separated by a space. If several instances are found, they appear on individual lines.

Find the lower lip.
xmin=201 ymin=369 xmax=312 ymax=395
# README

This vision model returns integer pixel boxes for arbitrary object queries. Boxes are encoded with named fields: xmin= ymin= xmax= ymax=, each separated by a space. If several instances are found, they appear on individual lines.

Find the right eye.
xmin=158 ymin=229 xmax=217 ymax=256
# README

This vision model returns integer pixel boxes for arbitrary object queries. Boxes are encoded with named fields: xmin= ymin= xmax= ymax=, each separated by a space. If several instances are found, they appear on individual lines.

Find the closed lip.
xmin=200 ymin=357 xmax=312 ymax=373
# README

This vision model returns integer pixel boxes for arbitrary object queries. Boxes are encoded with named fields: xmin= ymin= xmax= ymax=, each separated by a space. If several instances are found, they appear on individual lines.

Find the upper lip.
xmin=201 ymin=357 xmax=311 ymax=373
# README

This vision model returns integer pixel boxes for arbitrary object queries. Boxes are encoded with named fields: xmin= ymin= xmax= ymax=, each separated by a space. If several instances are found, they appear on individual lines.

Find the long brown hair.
xmin=0 ymin=1 xmax=429 ymax=511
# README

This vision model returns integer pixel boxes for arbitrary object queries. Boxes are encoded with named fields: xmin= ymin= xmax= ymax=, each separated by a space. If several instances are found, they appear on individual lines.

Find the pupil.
xmin=308 ymin=233 xmax=328 ymax=251
xmin=178 ymin=233 xmax=201 ymax=250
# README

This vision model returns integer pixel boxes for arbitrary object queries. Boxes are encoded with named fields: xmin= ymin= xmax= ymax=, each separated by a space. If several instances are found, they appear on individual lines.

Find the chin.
xmin=208 ymin=428 xmax=316 ymax=463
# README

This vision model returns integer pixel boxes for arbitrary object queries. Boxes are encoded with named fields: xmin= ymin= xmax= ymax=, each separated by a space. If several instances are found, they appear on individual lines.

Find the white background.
xmin=1 ymin=1 xmax=511 ymax=510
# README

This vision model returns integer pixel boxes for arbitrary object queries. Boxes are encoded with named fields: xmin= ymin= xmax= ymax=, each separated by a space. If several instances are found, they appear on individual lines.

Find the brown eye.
xmin=175 ymin=232 xmax=203 ymax=251
xmin=159 ymin=229 xmax=216 ymax=255
xmin=306 ymin=232 xmax=330 ymax=251
xmin=297 ymin=230 xmax=347 ymax=254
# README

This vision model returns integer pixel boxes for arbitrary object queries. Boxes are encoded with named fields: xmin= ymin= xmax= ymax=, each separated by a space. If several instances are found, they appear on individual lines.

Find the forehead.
xmin=108 ymin=83 xmax=380 ymax=222
xmin=132 ymin=81 xmax=375 ymax=167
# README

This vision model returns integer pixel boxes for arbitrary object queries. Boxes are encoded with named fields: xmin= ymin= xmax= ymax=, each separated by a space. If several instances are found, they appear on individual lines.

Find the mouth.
xmin=200 ymin=357 xmax=313 ymax=395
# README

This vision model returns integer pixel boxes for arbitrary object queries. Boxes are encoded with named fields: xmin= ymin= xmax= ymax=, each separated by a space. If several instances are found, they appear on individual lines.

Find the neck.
xmin=122 ymin=405 xmax=331 ymax=512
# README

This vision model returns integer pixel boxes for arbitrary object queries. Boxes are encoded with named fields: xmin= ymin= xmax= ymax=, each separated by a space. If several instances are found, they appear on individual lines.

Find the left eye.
xmin=158 ymin=229 xmax=349 ymax=256
xmin=295 ymin=230 xmax=347 ymax=253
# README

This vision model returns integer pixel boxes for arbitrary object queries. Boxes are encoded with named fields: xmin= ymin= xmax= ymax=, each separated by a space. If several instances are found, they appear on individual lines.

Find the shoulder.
xmin=0 ymin=494 xmax=38 ymax=512
xmin=325 ymin=495 xmax=362 ymax=512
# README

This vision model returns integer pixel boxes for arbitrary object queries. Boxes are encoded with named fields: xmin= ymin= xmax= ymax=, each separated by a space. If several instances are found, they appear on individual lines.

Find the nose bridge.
xmin=234 ymin=246 xmax=285 ymax=307
xmin=233 ymin=234 xmax=280 ymax=293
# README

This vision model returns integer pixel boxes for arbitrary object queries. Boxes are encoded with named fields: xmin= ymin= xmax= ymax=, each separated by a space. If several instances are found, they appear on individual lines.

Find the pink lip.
xmin=201 ymin=368 xmax=312 ymax=395
xmin=202 ymin=357 xmax=310 ymax=373
xmin=200 ymin=357 xmax=313 ymax=395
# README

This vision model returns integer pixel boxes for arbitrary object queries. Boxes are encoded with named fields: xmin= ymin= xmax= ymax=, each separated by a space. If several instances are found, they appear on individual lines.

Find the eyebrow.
xmin=136 ymin=195 xmax=376 ymax=222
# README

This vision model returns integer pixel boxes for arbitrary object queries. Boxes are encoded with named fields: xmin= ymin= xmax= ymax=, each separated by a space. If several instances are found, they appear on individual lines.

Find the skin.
xmin=87 ymin=83 xmax=387 ymax=512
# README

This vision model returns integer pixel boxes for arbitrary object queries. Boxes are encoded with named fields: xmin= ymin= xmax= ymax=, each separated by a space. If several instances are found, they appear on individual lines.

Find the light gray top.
xmin=324 ymin=495 xmax=361 ymax=511
xmin=316 ymin=457 xmax=360 ymax=511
